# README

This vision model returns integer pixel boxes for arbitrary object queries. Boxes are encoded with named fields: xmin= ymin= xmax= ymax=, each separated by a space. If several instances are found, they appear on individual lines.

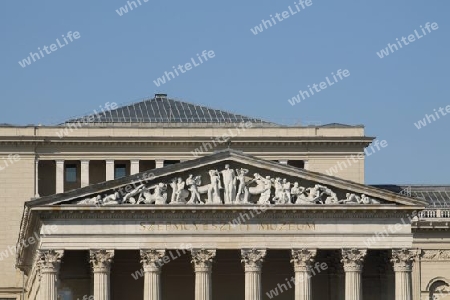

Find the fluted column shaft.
xmin=93 ymin=272 xmax=109 ymax=300
xmin=391 ymin=249 xmax=417 ymax=300
xmin=341 ymin=249 xmax=367 ymax=300
xmin=245 ymin=270 xmax=261 ymax=299
xmin=195 ymin=266 xmax=212 ymax=300
xmin=295 ymin=272 xmax=310 ymax=299
xmin=344 ymin=270 xmax=362 ymax=300
xmin=191 ymin=249 xmax=216 ymax=300
xmin=37 ymin=250 xmax=64 ymax=300
xmin=291 ymin=249 xmax=317 ymax=300
xmin=241 ymin=249 xmax=266 ymax=300
xmin=394 ymin=269 xmax=411 ymax=300
xmin=90 ymin=250 xmax=114 ymax=300
xmin=141 ymin=249 xmax=165 ymax=300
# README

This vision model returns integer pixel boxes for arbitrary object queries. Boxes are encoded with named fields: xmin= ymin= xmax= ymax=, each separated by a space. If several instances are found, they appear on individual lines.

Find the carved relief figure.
xmin=290 ymin=182 xmax=305 ymax=203
xmin=360 ymin=194 xmax=380 ymax=204
xmin=169 ymin=178 xmax=178 ymax=203
xmin=138 ymin=183 xmax=167 ymax=205
xmin=324 ymin=189 xmax=339 ymax=204
xmin=207 ymin=169 xmax=222 ymax=204
xmin=235 ymin=168 xmax=250 ymax=204
xmin=248 ymin=173 xmax=263 ymax=195
xmin=247 ymin=173 xmax=272 ymax=205
xmin=341 ymin=193 xmax=360 ymax=204
xmin=123 ymin=184 xmax=145 ymax=204
xmin=102 ymin=192 xmax=121 ymax=205
xmin=173 ymin=177 xmax=189 ymax=204
xmin=272 ymin=177 xmax=283 ymax=203
xmin=75 ymin=165 xmax=383 ymax=206
xmin=258 ymin=175 xmax=272 ymax=205
xmin=282 ymin=178 xmax=291 ymax=204
xmin=273 ymin=177 xmax=288 ymax=204
xmin=221 ymin=164 xmax=236 ymax=204
xmin=78 ymin=195 xmax=102 ymax=205
xmin=186 ymin=174 xmax=203 ymax=204
xmin=295 ymin=184 xmax=321 ymax=204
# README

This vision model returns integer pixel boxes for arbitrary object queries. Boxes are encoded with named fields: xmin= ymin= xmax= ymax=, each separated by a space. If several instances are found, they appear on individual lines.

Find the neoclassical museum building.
xmin=0 ymin=94 xmax=448 ymax=300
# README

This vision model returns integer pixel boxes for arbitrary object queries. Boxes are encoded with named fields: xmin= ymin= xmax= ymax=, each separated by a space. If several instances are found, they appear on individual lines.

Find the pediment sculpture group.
xmin=77 ymin=164 xmax=380 ymax=206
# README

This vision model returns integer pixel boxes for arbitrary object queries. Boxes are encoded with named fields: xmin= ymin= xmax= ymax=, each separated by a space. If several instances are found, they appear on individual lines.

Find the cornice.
xmin=35 ymin=206 xmax=415 ymax=220
xmin=412 ymin=220 xmax=450 ymax=231
xmin=0 ymin=138 xmax=373 ymax=147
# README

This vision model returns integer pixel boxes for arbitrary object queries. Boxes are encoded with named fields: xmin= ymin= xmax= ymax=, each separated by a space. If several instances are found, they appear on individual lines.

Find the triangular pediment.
xmin=27 ymin=150 xmax=426 ymax=208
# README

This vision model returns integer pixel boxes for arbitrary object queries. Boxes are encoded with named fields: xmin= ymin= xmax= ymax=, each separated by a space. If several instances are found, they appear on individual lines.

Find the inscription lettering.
xmin=139 ymin=221 xmax=315 ymax=232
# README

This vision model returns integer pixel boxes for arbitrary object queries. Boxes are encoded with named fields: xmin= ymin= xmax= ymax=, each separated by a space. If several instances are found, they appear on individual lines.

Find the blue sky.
xmin=0 ymin=1 xmax=448 ymax=184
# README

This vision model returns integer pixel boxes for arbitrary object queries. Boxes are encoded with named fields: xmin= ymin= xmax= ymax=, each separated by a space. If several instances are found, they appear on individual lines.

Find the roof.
xmin=64 ymin=94 xmax=276 ymax=126
xmin=372 ymin=185 xmax=450 ymax=208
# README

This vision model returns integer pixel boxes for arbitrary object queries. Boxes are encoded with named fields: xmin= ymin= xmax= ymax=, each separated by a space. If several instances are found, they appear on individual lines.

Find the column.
xmin=141 ymin=249 xmax=165 ymax=300
xmin=391 ymin=249 xmax=417 ymax=300
xmin=341 ymin=248 xmax=367 ymax=300
xmin=130 ymin=159 xmax=140 ymax=175
xmin=55 ymin=160 xmax=64 ymax=193
xmin=191 ymin=249 xmax=216 ymax=300
xmin=155 ymin=159 xmax=164 ymax=168
xmin=37 ymin=250 xmax=64 ymax=300
xmin=291 ymin=249 xmax=317 ymax=300
xmin=81 ymin=160 xmax=90 ymax=187
xmin=105 ymin=160 xmax=114 ymax=181
xmin=35 ymin=158 xmax=39 ymax=197
xmin=90 ymin=250 xmax=114 ymax=300
xmin=241 ymin=249 xmax=266 ymax=300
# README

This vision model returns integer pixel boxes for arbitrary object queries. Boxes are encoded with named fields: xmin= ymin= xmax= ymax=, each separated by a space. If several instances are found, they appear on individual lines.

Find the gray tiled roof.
xmin=373 ymin=185 xmax=450 ymax=208
xmin=65 ymin=94 xmax=274 ymax=125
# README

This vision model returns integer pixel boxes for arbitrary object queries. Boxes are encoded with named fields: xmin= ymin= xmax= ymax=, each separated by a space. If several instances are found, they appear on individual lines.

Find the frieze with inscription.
xmin=139 ymin=221 xmax=316 ymax=233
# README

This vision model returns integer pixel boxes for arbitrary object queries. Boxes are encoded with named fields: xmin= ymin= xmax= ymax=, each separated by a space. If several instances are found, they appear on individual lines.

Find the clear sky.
xmin=0 ymin=1 xmax=448 ymax=184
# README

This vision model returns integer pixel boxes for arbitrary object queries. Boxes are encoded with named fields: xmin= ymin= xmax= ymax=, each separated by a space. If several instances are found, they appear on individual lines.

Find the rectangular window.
xmin=65 ymin=164 xmax=77 ymax=182
xmin=164 ymin=160 xmax=180 ymax=167
xmin=115 ymin=164 xmax=127 ymax=179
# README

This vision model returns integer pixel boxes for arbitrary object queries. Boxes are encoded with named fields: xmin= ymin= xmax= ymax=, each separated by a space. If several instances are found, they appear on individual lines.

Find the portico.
xmin=17 ymin=150 xmax=425 ymax=300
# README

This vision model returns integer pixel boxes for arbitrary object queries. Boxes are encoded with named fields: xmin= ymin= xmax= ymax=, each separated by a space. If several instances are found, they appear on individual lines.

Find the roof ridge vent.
xmin=155 ymin=93 xmax=168 ymax=100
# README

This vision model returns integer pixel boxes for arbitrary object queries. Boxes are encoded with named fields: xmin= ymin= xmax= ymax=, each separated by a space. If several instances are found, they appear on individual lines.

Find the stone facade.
xmin=0 ymin=98 xmax=448 ymax=299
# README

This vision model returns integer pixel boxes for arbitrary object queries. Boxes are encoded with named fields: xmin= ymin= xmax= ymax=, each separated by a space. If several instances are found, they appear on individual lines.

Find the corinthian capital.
xmin=37 ymin=250 xmax=64 ymax=273
xmin=291 ymin=249 xmax=317 ymax=272
xmin=341 ymin=248 xmax=367 ymax=272
xmin=241 ymin=249 xmax=266 ymax=272
xmin=140 ymin=249 xmax=166 ymax=272
xmin=191 ymin=249 xmax=216 ymax=271
xmin=90 ymin=249 xmax=114 ymax=273
xmin=391 ymin=249 xmax=419 ymax=272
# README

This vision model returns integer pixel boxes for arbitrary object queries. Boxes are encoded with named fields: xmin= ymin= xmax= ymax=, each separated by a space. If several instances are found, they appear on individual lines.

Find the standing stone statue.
xmin=221 ymin=164 xmax=236 ymax=205
xmin=259 ymin=175 xmax=272 ymax=205
xmin=282 ymin=178 xmax=291 ymax=204
xmin=169 ymin=178 xmax=178 ymax=203
xmin=272 ymin=177 xmax=285 ymax=204
xmin=186 ymin=174 xmax=202 ymax=204
xmin=235 ymin=168 xmax=250 ymax=204
xmin=207 ymin=169 xmax=222 ymax=204
xmin=290 ymin=182 xmax=305 ymax=203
